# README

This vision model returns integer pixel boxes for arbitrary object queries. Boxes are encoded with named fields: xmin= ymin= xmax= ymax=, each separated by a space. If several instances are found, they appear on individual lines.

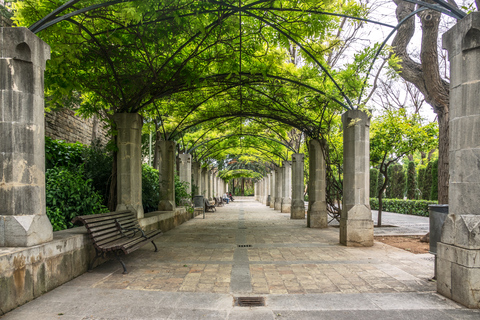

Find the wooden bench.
xmin=204 ymin=198 xmax=216 ymax=212
xmin=72 ymin=210 xmax=163 ymax=274
xmin=215 ymin=197 xmax=224 ymax=207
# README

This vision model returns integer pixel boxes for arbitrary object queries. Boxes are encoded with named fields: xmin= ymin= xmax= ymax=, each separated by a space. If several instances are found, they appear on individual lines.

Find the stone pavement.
xmin=2 ymin=198 xmax=479 ymax=319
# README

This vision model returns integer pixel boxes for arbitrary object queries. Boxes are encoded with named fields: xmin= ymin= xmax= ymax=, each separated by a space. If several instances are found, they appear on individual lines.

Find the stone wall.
xmin=0 ymin=207 xmax=200 ymax=315
xmin=45 ymin=109 xmax=110 ymax=146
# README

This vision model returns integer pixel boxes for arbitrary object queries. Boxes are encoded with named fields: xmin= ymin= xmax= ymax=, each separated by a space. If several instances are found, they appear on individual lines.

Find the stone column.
xmin=0 ymin=28 xmax=53 ymax=246
xmin=340 ymin=110 xmax=373 ymax=247
xmin=192 ymin=161 xmax=201 ymax=196
xmin=308 ymin=139 xmax=328 ymax=228
xmin=115 ymin=113 xmax=144 ymax=219
xmin=179 ymin=153 xmax=192 ymax=199
xmin=207 ymin=168 xmax=212 ymax=200
xmin=291 ymin=154 xmax=305 ymax=219
xmin=273 ymin=166 xmax=283 ymax=210
xmin=437 ymin=13 xmax=480 ymax=308
xmin=281 ymin=161 xmax=292 ymax=213
xmin=266 ymin=174 xmax=271 ymax=206
xmin=201 ymin=166 xmax=208 ymax=197
xmin=158 ymin=140 xmax=176 ymax=211
xmin=270 ymin=170 xmax=276 ymax=209
xmin=212 ymin=171 xmax=217 ymax=198
xmin=274 ymin=166 xmax=283 ymax=210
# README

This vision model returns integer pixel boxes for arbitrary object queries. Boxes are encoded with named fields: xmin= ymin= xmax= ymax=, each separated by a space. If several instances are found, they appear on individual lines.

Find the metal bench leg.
xmin=151 ymin=241 xmax=158 ymax=252
xmin=115 ymin=253 xmax=128 ymax=274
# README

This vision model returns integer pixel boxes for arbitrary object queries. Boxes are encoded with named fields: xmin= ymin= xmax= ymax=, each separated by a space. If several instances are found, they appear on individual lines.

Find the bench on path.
xmin=72 ymin=210 xmax=163 ymax=274
xmin=204 ymin=198 xmax=216 ymax=212
xmin=215 ymin=197 xmax=224 ymax=207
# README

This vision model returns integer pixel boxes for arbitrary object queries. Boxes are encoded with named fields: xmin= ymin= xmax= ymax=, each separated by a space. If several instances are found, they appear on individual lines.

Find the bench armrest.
xmin=114 ymin=219 xmax=146 ymax=239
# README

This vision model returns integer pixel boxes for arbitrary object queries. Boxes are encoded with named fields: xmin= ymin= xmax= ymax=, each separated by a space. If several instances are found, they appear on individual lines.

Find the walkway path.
xmin=2 ymin=198 xmax=479 ymax=319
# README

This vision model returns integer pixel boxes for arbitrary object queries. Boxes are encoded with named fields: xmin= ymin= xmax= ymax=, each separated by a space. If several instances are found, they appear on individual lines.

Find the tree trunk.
xmin=392 ymin=0 xmax=449 ymax=204
xmin=377 ymin=164 xmax=389 ymax=228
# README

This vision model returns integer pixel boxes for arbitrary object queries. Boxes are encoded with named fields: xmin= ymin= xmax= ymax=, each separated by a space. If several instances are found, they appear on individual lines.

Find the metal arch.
xmin=32 ymin=0 xmax=135 ymax=34
xmin=187 ymin=133 xmax=296 ymax=153
xmin=357 ymin=7 xmax=430 ymax=106
xmin=200 ymin=72 xmax=350 ymax=110
xmin=238 ymin=10 xmax=355 ymax=110
xmin=29 ymin=0 xmax=82 ymax=32
xmin=401 ymin=0 xmax=464 ymax=19
xmin=65 ymin=18 xmax=128 ymax=109
xmin=198 ymin=143 xmax=287 ymax=162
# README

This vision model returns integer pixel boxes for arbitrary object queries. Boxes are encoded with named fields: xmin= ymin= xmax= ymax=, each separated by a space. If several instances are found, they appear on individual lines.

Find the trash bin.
xmin=193 ymin=195 xmax=205 ymax=219
xmin=428 ymin=204 xmax=449 ymax=255
xmin=428 ymin=204 xmax=448 ymax=279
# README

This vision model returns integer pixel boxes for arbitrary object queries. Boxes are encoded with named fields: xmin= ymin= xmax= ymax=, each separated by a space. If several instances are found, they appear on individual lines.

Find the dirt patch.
xmin=375 ymin=235 xmax=430 ymax=254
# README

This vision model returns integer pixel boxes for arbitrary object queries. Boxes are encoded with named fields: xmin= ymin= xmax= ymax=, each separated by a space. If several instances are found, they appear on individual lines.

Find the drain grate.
xmin=235 ymin=297 xmax=265 ymax=307
xmin=237 ymin=244 xmax=252 ymax=248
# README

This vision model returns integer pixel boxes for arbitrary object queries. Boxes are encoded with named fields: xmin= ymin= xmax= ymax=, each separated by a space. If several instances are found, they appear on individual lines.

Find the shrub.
xmin=46 ymin=166 xmax=108 ymax=231
xmin=45 ymin=136 xmax=85 ymax=169
xmin=82 ymin=139 xmax=113 ymax=205
xmin=422 ymin=161 xmax=433 ymax=200
xmin=389 ymin=164 xmax=405 ymax=199
xmin=406 ymin=161 xmax=416 ymax=200
xmin=417 ymin=166 xmax=426 ymax=200
xmin=370 ymin=198 xmax=437 ymax=217
xmin=386 ymin=166 xmax=393 ymax=199
xmin=142 ymin=164 xmax=160 ymax=213
xmin=175 ymin=174 xmax=191 ymax=206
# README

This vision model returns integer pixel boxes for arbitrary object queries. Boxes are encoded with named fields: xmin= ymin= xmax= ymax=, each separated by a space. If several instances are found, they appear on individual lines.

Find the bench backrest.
xmin=72 ymin=210 xmax=140 ymax=249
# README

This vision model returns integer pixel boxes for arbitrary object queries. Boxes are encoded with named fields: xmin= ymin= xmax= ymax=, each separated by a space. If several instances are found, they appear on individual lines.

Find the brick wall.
xmin=45 ymin=109 xmax=110 ymax=146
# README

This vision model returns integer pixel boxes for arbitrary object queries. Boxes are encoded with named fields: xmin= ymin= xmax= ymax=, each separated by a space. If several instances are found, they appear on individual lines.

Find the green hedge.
xmin=370 ymin=198 xmax=437 ymax=217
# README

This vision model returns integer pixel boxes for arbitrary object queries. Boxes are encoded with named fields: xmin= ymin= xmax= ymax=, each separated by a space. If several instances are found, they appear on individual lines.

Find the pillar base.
xmin=281 ymin=199 xmax=291 ymax=213
xmin=308 ymin=201 xmax=328 ymax=228
xmin=291 ymin=200 xmax=305 ymax=219
xmin=1 ymin=214 xmax=53 ymax=247
xmin=158 ymin=200 xmax=175 ymax=212
xmin=274 ymin=200 xmax=282 ymax=211
xmin=270 ymin=197 xmax=275 ymax=209
xmin=340 ymin=216 xmax=373 ymax=247
xmin=436 ymin=214 xmax=480 ymax=308
xmin=266 ymin=195 xmax=271 ymax=207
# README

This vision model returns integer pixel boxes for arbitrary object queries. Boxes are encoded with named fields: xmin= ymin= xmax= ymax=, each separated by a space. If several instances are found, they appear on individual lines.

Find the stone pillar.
xmin=307 ymin=139 xmax=328 ymax=228
xmin=212 ymin=171 xmax=217 ymax=198
xmin=158 ymin=140 xmax=176 ymax=211
xmin=0 ymin=28 xmax=53 ymax=246
xmin=207 ymin=168 xmax=212 ymax=200
xmin=281 ymin=161 xmax=292 ymax=213
xmin=201 ymin=167 xmax=208 ymax=197
xmin=291 ymin=154 xmax=305 ymax=219
xmin=437 ymin=13 xmax=480 ymax=308
xmin=179 ymin=153 xmax=192 ymax=197
xmin=340 ymin=110 xmax=373 ymax=247
xmin=266 ymin=174 xmax=271 ymax=206
xmin=192 ymin=161 xmax=201 ymax=196
xmin=274 ymin=166 xmax=283 ymax=210
xmin=270 ymin=170 xmax=276 ymax=209
xmin=114 ymin=113 xmax=144 ymax=219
